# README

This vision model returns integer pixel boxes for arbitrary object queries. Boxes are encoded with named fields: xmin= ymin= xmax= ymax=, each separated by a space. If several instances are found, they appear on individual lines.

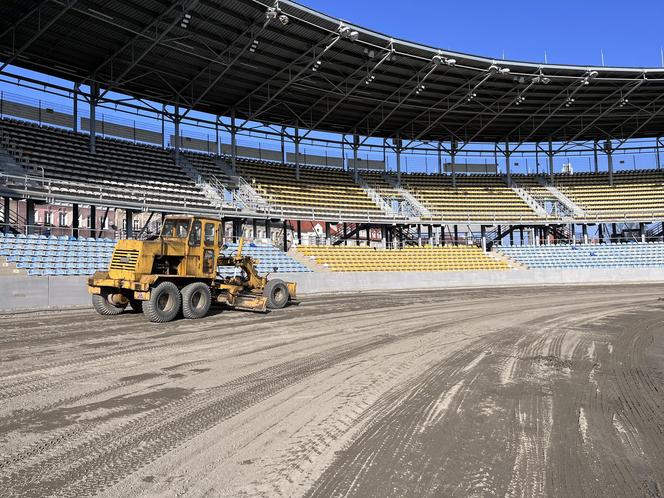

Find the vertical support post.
xmin=125 ymin=209 xmax=133 ymax=239
xmin=548 ymin=139 xmax=554 ymax=183
xmin=656 ymin=136 xmax=661 ymax=170
xmin=509 ymin=227 xmax=514 ymax=246
xmin=535 ymin=143 xmax=539 ymax=175
xmin=352 ymin=132 xmax=359 ymax=181
xmin=593 ymin=140 xmax=599 ymax=173
xmin=252 ymin=218 xmax=257 ymax=239
xmin=72 ymin=203 xmax=79 ymax=239
xmin=161 ymin=104 xmax=166 ymax=150
xmin=89 ymin=205 xmax=96 ymax=238
xmin=480 ymin=225 xmax=487 ymax=252
xmin=25 ymin=199 xmax=35 ymax=235
xmin=497 ymin=225 xmax=502 ymax=246
xmin=2 ymin=196 xmax=10 ymax=231
xmin=640 ymin=222 xmax=646 ymax=243
xmin=604 ymin=139 xmax=614 ymax=187
xmin=366 ymin=226 xmax=370 ymax=245
xmin=215 ymin=116 xmax=220 ymax=156
xmin=341 ymin=134 xmax=346 ymax=171
xmin=173 ymin=101 xmax=180 ymax=164
xmin=437 ymin=141 xmax=443 ymax=175
xmin=519 ymin=227 xmax=524 ymax=245
xmin=296 ymin=219 xmax=302 ymax=245
xmin=582 ymin=224 xmax=588 ymax=244
xmin=355 ymin=226 xmax=360 ymax=246
xmin=453 ymin=224 xmax=459 ymax=246
xmin=395 ymin=136 xmax=401 ymax=187
xmin=598 ymin=224 xmax=604 ymax=243
xmin=283 ymin=220 xmax=288 ymax=252
xmin=265 ymin=219 xmax=271 ymax=239
xmin=295 ymin=126 xmax=301 ymax=180
xmin=451 ymin=139 xmax=458 ymax=188
xmin=230 ymin=109 xmax=237 ymax=172
xmin=89 ymin=81 xmax=99 ymax=153
xmin=280 ymin=126 xmax=286 ymax=166
xmin=325 ymin=222 xmax=331 ymax=245
xmin=72 ymin=82 xmax=79 ymax=132
xmin=504 ymin=140 xmax=511 ymax=186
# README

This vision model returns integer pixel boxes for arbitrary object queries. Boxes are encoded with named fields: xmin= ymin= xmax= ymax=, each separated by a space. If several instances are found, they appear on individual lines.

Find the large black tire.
xmin=129 ymin=299 xmax=143 ymax=313
xmin=92 ymin=293 xmax=126 ymax=316
xmin=263 ymin=279 xmax=290 ymax=309
xmin=181 ymin=282 xmax=212 ymax=319
xmin=143 ymin=281 xmax=182 ymax=323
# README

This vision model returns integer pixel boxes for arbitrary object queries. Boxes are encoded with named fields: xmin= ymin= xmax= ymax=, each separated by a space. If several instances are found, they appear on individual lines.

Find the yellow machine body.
xmin=87 ymin=215 xmax=296 ymax=315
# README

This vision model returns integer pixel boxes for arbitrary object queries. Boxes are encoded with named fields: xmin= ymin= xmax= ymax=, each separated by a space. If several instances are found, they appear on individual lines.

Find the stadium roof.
xmin=2 ymin=0 xmax=664 ymax=144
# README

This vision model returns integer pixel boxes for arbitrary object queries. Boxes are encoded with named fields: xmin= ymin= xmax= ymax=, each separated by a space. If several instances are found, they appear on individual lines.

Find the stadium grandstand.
xmin=0 ymin=0 xmax=664 ymax=276
xmin=4 ymin=2 xmax=664 ymax=497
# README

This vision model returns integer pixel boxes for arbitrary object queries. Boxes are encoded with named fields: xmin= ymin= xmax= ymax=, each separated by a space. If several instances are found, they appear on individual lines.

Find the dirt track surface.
xmin=1 ymin=285 xmax=664 ymax=497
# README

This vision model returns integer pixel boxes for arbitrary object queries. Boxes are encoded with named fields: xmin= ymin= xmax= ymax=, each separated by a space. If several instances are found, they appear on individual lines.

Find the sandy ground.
xmin=0 ymin=285 xmax=663 ymax=497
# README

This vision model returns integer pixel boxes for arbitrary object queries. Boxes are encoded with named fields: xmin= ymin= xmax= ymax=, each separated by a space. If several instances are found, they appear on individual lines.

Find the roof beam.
xmin=459 ymin=78 xmax=539 ymax=149
xmin=401 ymin=71 xmax=493 ymax=147
xmin=234 ymin=33 xmax=339 ymax=126
xmin=553 ymin=76 xmax=646 ymax=153
xmin=0 ymin=0 xmax=79 ymax=74
xmin=301 ymin=45 xmax=394 ymax=138
xmin=179 ymin=16 xmax=269 ymax=118
xmin=93 ymin=0 xmax=199 ymax=100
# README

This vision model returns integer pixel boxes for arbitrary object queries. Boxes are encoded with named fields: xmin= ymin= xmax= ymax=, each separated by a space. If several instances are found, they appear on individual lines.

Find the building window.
xmin=58 ymin=212 xmax=67 ymax=226
xmin=44 ymin=211 xmax=53 ymax=225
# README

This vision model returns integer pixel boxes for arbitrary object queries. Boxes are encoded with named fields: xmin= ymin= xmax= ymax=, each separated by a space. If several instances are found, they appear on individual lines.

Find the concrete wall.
xmin=272 ymin=268 xmax=664 ymax=295
xmin=0 ymin=276 xmax=90 ymax=312
xmin=2 ymin=269 xmax=664 ymax=313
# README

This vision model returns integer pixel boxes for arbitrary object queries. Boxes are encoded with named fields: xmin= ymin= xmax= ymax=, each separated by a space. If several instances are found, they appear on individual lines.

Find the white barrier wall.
xmin=2 ymin=269 xmax=664 ymax=313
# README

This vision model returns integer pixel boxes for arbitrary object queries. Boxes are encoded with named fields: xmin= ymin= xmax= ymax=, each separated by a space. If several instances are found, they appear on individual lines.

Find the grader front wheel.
xmin=92 ymin=292 xmax=126 ymax=316
xmin=263 ymin=279 xmax=290 ymax=309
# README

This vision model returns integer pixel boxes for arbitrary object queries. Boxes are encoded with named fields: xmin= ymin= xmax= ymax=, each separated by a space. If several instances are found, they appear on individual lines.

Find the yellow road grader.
xmin=87 ymin=215 xmax=296 ymax=322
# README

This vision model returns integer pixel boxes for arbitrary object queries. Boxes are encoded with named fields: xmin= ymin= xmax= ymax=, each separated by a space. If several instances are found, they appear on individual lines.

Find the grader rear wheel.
xmin=143 ymin=281 xmax=182 ymax=323
xmin=181 ymin=282 xmax=212 ymax=319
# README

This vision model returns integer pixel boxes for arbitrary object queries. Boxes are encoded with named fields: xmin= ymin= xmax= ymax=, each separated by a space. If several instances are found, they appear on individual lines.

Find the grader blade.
xmin=232 ymin=294 xmax=268 ymax=312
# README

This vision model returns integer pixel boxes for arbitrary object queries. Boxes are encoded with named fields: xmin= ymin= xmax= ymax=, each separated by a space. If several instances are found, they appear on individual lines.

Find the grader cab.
xmin=87 ymin=215 xmax=296 ymax=322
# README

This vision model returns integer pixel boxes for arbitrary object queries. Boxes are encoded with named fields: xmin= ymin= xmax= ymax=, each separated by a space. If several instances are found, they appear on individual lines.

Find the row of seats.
xmin=219 ymin=242 xmax=311 ymax=274
xmin=297 ymin=245 xmax=510 ymax=272
xmin=499 ymin=242 xmax=664 ymax=268
xmin=0 ymin=119 xmax=212 ymax=209
xmin=233 ymin=158 xmax=386 ymax=218
xmin=0 ymin=234 xmax=310 ymax=276
xmin=554 ymin=171 xmax=664 ymax=218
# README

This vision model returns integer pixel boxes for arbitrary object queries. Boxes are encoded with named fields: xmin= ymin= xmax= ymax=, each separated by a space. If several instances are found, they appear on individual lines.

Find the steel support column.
xmin=231 ymin=110 xmax=237 ymax=172
xmin=451 ymin=139 xmax=458 ymax=188
xmin=294 ymin=126 xmax=301 ymax=181
xmin=89 ymin=205 xmax=96 ymax=238
xmin=548 ymin=140 xmax=554 ymax=183
xmin=72 ymin=203 xmax=79 ymax=239
xmin=125 ymin=210 xmax=133 ymax=239
xmin=89 ymin=81 xmax=99 ymax=154
xmin=504 ymin=140 xmax=511 ymax=186
xmin=604 ymin=140 xmax=614 ymax=187
xmin=173 ymin=101 xmax=181 ymax=164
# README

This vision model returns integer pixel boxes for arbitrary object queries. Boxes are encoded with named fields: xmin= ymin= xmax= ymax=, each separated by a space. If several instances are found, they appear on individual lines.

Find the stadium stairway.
xmin=498 ymin=242 xmax=664 ymax=269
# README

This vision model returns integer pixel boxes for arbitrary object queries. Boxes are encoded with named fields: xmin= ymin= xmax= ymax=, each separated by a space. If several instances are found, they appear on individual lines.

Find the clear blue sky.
xmin=299 ymin=0 xmax=664 ymax=68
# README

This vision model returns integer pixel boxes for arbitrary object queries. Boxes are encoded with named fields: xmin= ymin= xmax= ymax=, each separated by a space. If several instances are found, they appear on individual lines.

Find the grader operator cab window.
xmin=204 ymin=223 xmax=215 ymax=246
xmin=189 ymin=221 xmax=202 ymax=247
xmin=161 ymin=219 xmax=191 ymax=238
